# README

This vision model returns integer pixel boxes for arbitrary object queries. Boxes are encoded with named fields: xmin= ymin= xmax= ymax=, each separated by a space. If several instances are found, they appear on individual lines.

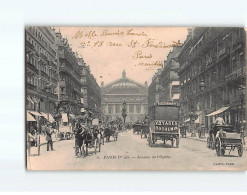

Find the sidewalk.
xmin=184 ymin=132 xmax=208 ymax=142
xmin=28 ymin=134 xmax=62 ymax=156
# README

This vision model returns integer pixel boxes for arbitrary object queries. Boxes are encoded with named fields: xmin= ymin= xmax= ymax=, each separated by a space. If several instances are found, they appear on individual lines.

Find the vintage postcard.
xmin=25 ymin=27 xmax=247 ymax=171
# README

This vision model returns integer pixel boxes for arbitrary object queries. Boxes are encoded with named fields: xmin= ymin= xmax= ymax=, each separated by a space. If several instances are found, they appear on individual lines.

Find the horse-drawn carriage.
xmin=212 ymin=125 xmax=243 ymax=157
xmin=133 ymin=123 xmax=142 ymax=134
xmin=104 ymin=126 xmax=118 ymax=142
xmin=148 ymin=102 xmax=180 ymax=147
xmin=75 ymin=124 xmax=101 ymax=156
xmin=141 ymin=123 xmax=149 ymax=139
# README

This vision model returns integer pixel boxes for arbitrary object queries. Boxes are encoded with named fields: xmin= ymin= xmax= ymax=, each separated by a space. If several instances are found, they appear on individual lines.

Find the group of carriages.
xmin=74 ymin=118 xmax=121 ymax=157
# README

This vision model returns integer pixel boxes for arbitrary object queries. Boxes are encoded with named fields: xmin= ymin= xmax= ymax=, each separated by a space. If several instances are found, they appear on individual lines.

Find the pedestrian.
xmin=45 ymin=122 xmax=54 ymax=151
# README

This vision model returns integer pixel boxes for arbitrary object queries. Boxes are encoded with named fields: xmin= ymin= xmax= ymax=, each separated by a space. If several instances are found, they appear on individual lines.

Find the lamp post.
xmin=44 ymin=83 xmax=52 ymax=122
xmin=199 ymin=80 xmax=206 ymax=139
xmin=122 ymin=100 xmax=127 ymax=129
xmin=238 ymin=85 xmax=246 ymax=145
xmin=188 ymin=93 xmax=197 ymax=137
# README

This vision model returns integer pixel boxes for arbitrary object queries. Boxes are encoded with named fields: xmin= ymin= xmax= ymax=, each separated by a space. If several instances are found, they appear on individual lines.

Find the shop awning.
xmin=27 ymin=110 xmax=42 ymax=116
xmin=206 ymin=106 xmax=230 ymax=117
xmin=172 ymin=93 xmax=180 ymax=100
xmin=26 ymin=112 xmax=36 ymax=122
xmin=27 ymin=96 xmax=34 ymax=104
xmin=194 ymin=118 xmax=199 ymax=124
xmin=62 ymin=113 xmax=68 ymax=123
xmin=41 ymin=113 xmax=55 ymax=123
xmin=184 ymin=118 xmax=190 ymax=123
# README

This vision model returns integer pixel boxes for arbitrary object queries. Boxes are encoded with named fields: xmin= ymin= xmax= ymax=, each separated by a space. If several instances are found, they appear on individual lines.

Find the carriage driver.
xmin=213 ymin=115 xmax=225 ymax=138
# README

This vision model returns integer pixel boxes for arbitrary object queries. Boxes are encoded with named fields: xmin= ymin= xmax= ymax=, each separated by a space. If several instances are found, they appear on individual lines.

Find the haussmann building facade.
xmin=178 ymin=27 xmax=246 ymax=134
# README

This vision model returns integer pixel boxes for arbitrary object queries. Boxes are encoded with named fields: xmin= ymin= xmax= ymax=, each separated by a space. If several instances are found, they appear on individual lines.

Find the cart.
xmin=214 ymin=125 xmax=243 ymax=157
xmin=133 ymin=123 xmax=142 ymax=134
xmin=141 ymin=124 xmax=149 ymax=139
xmin=148 ymin=102 xmax=180 ymax=148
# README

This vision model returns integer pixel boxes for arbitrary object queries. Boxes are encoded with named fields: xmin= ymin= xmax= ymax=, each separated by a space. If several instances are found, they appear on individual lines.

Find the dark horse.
xmin=75 ymin=123 xmax=86 ymax=156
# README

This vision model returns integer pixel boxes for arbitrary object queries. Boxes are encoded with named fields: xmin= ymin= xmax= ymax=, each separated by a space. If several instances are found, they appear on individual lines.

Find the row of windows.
xmin=27 ymin=34 xmax=55 ymax=62
xmin=27 ymin=56 xmax=57 ymax=79
xmin=27 ymin=27 xmax=56 ymax=56
xmin=27 ymin=75 xmax=55 ymax=93
xmin=190 ymin=86 xmax=241 ymax=111
xmin=180 ymin=30 xmax=244 ymax=84
xmin=181 ymin=51 xmax=244 ymax=88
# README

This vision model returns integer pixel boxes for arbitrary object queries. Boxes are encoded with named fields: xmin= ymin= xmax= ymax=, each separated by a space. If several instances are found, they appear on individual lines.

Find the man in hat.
xmin=45 ymin=122 xmax=54 ymax=151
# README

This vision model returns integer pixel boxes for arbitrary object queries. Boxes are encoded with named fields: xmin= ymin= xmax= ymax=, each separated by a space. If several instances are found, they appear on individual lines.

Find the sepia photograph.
xmin=25 ymin=26 xmax=247 ymax=171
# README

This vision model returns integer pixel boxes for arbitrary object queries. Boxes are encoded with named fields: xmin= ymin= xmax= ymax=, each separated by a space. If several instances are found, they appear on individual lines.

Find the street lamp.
xmin=44 ymin=83 xmax=52 ymax=122
xmin=188 ymin=92 xmax=197 ymax=137
xmin=238 ymin=85 xmax=246 ymax=144
xmin=199 ymin=79 xmax=206 ymax=139
xmin=122 ymin=100 xmax=127 ymax=129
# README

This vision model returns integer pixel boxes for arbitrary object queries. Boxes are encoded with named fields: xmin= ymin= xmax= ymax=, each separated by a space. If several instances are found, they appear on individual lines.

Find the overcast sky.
xmin=55 ymin=27 xmax=188 ymax=86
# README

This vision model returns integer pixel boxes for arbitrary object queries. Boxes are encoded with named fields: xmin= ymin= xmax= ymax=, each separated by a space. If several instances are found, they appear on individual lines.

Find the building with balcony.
xmin=101 ymin=70 xmax=148 ymax=122
xmin=25 ymin=27 xmax=58 ymax=118
xmin=159 ymin=46 xmax=182 ymax=103
xmin=78 ymin=58 xmax=101 ymax=118
xmin=148 ymin=46 xmax=182 ymax=110
xmin=148 ymin=68 xmax=163 ymax=109
xmin=55 ymin=32 xmax=83 ymax=115
xmin=178 ymin=27 xmax=246 ymax=131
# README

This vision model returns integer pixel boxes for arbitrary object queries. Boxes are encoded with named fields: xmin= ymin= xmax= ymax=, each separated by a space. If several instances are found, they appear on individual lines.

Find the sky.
xmin=55 ymin=27 xmax=188 ymax=86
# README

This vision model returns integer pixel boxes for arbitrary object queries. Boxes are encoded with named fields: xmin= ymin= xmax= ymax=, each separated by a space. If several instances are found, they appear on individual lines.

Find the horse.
xmin=82 ymin=126 xmax=102 ymax=155
xmin=104 ymin=127 xmax=111 ymax=142
xmin=74 ymin=123 xmax=88 ymax=156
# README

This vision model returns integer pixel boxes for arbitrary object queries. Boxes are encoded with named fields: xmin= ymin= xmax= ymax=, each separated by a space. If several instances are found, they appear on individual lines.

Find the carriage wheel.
xmin=176 ymin=138 xmax=179 ymax=148
xmin=215 ymin=138 xmax=222 ymax=156
xmin=211 ymin=136 xmax=215 ymax=150
xmin=238 ymin=146 xmax=243 ymax=157
xmin=221 ymin=148 xmax=225 ymax=156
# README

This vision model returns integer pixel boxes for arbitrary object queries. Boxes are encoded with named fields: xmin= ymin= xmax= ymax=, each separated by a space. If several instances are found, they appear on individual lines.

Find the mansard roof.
xmin=102 ymin=70 xmax=146 ymax=94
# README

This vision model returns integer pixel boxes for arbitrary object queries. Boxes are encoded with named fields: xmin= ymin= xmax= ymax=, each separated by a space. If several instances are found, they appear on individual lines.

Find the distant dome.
xmin=111 ymin=81 xmax=139 ymax=89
